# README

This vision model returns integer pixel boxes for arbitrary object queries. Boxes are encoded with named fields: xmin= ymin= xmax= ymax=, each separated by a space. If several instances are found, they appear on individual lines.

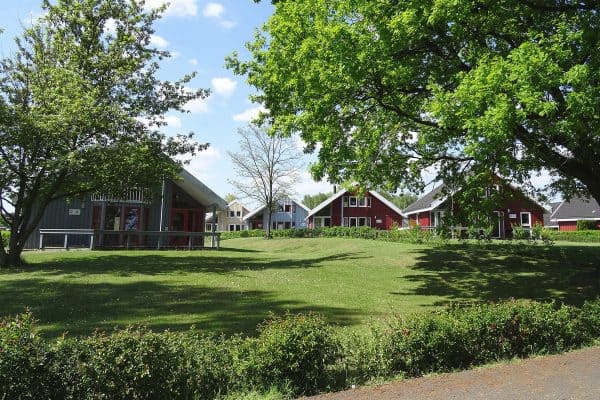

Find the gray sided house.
xmin=25 ymin=169 xmax=227 ymax=249
xmin=243 ymin=199 xmax=310 ymax=230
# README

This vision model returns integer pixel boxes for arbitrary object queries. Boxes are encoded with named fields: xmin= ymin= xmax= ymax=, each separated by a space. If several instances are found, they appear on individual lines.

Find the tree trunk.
xmin=266 ymin=210 xmax=272 ymax=239
xmin=0 ymin=246 xmax=23 ymax=268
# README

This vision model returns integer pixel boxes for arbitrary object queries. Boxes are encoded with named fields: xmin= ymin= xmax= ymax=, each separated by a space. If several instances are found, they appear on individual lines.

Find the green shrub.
xmin=576 ymin=220 xmax=598 ymax=231
xmin=581 ymin=299 xmax=600 ymax=340
xmin=0 ymin=312 xmax=60 ymax=399
xmin=243 ymin=313 xmax=339 ymax=396
xmin=545 ymin=229 xmax=600 ymax=242
xmin=0 ymin=230 xmax=9 ymax=247
xmin=221 ymin=229 xmax=265 ymax=240
xmin=2 ymin=300 xmax=599 ymax=399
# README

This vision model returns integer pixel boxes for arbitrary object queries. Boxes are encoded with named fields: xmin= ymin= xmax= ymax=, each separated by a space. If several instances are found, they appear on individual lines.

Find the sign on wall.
xmin=68 ymin=209 xmax=81 ymax=216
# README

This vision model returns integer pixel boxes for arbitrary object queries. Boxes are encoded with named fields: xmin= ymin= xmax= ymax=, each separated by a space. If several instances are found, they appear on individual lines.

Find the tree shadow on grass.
xmin=395 ymin=243 xmax=600 ymax=307
xmin=0 ymin=278 xmax=362 ymax=339
xmin=0 ymin=251 xmax=368 ymax=339
xmin=7 ymin=251 xmax=367 ymax=276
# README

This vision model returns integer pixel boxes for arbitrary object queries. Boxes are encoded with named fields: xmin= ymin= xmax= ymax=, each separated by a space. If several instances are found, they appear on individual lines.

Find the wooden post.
xmin=212 ymin=204 xmax=217 ymax=249
xmin=99 ymin=202 xmax=106 ymax=246
xmin=89 ymin=234 xmax=95 ymax=250
xmin=39 ymin=233 xmax=44 ymax=250
xmin=188 ymin=235 xmax=192 ymax=250
xmin=64 ymin=233 xmax=69 ymax=250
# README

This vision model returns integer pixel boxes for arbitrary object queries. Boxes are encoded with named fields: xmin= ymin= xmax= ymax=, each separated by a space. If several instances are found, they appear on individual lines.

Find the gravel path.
xmin=305 ymin=346 xmax=600 ymax=400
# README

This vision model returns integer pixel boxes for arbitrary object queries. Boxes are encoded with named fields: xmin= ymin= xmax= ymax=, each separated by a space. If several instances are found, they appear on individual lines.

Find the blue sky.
xmin=0 ymin=0 xmax=332 ymax=207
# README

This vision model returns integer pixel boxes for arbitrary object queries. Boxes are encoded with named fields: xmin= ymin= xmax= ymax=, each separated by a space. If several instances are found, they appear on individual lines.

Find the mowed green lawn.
xmin=1 ymin=238 xmax=598 ymax=338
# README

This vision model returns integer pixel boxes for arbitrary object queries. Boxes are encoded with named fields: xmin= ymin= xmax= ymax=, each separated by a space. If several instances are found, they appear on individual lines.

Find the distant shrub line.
xmin=221 ymin=225 xmax=600 ymax=244
xmin=220 ymin=226 xmax=556 ymax=244
xmin=2 ymin=299 xmax=599 ymax=399
xmin=546 ymin=229 xmax=600 ymax=243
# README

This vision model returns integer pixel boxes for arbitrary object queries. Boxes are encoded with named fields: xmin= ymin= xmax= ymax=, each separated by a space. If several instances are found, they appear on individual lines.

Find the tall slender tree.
xmin=0 ymin=0 xmax=207 ymax=267
xmin=228 ymin=124 xmax=303 ymax=238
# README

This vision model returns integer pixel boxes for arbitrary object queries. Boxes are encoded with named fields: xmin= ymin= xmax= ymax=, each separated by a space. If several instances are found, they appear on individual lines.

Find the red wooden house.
xmin=306 ymin=190 xmax=405 ymax=230
xmin=403 ymin=182 xmax=546 ymax=238
xmin=548 ymin=197 xmax=600 ymax=231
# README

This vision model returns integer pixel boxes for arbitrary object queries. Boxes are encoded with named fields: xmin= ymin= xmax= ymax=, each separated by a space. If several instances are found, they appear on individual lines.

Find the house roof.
xmin=243 ymin=199 xmax=310 ymax=221
xmin=174 ymin=169 xmax=228 ymax=211
xmin=549 ymin=197 xmax=600 ymax=221
xmin=403 ymin=179 xmax=548 ymax=216
xmin=305 ymin=189 xmax=406 ymax=219
xmin=543 ymin=201 xmax=562 ymax=227
xmin=227 ymin=199 xmax=250 ymax=211
xmin=403 ymin=185 xmax=447 ymax=215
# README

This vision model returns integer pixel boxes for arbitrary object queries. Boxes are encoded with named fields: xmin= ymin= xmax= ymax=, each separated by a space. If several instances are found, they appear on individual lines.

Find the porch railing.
xmin=38 ymin=229 xmax=220 ymax=250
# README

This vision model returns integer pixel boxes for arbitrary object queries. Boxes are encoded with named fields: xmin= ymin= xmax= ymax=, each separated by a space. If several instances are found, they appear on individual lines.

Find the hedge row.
xmin=546 ymin=229 xmax=600 ymax=243
xmin=220 ymin=226 xmax=552 ymax=245
xmin=2 ymin=299 xmax=599 ymax=399
xmin=220 ymin=226 xmax=441 ymax=244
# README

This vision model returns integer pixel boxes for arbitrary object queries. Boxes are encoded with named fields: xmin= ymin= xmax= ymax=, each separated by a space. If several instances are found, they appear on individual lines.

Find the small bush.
xmin=0 ymin=312 xmax=59 ymax=399
xmin=0 ymin=230 xmax=9 ymax=247
xmin=243 ymin=313 xmax=339 ymax=396
xmin=577 ymin=220 xmax=598 ymax=231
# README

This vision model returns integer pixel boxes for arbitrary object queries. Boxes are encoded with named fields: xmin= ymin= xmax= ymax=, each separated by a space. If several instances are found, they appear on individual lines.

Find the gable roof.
xmin=549 ymin=197 xmax=600 ymax=221
xmin=403 ymin=185 xmax=447 ymax=215
xmin=403 ymin=179 xmax=548 ymax=216
xmin=306 ymin=189 xmax=406 ymax=219
xmin=174 ymin=169 xmax=228 ymax=211
xmin=243 ymin=199 xmax=310 ymax=221
xmin=227 ymin=199 xmax=250 ymax=212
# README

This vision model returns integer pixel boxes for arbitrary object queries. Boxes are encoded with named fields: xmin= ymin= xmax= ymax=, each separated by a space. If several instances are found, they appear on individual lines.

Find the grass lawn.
xmin=1 ymin=238 xmax=598 ymax=339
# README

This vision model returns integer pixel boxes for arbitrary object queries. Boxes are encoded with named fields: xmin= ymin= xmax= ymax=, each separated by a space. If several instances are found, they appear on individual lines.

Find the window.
xmin=236 ymin=211 xmax=241 ymax=217
xmin=284 ymin=204 xmax=292 ymax=212
xmin=520 ymin=212 xmax=531 ymax=227
xmin=347 ymin=196 xmax=371 ymax=208
xmin=314 ymin=217 xmax=331 ymax=227
xmin=345 ymin=217 xmax=371 ymax=227
xmin=229 ymin=211 xmax=235 ymax=217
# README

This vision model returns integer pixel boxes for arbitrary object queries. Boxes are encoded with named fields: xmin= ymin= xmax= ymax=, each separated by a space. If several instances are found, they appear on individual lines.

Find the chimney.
xmin=333 ymin=185 xmax=337 ymax=194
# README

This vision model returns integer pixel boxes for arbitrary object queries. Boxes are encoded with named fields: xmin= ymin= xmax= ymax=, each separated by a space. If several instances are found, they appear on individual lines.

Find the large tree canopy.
xmin=0 ymin=0 xmax=207 ymax=266
xmin=230 ymin=0 xmax=600 ymax=204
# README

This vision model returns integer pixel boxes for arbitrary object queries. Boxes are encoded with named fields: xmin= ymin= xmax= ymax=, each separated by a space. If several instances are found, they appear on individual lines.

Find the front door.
xmin=492 ymin=211 xmax=504 ymax=238
xmin=170 ymin=208 xmax=203 ymax=246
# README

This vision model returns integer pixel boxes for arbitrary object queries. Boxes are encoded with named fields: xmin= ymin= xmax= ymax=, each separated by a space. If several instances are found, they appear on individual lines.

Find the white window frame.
xmin=520 ymin=212 xmax=531 ymax=227
xmin=349 ymin=197 xmax=358 ymax=207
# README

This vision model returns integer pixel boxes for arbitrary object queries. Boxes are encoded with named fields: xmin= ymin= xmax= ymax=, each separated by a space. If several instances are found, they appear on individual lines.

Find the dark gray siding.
xmin=24 ymin=197 xmax=93 ymax=249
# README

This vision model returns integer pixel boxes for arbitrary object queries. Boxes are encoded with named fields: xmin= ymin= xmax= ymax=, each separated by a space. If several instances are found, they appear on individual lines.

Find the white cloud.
xmin=233 ymin=106 xmax=267 ymax=122
xmin=144 ymin=0 xmax=198 ymax=17
xmin=295 ymin=171 xmax=334 ymax=197
xmin=211 ymin=77 xmax=237 ymax=98
xmin=150 ymin=34 xmax=169 ymax=49
xmin=104 ymin=18 xmax=117 ymax=36
xmin=179 ymin=146 xmax=223 ymax=181
xmin=185 ymin=98 xmax=209 ymax=114
xmin=188 ymin=58 xmax=199 ymax=66
xmin=183 ymin=88 xmax=210 ymax=114
xmin=136 ymin=115 xmax=182 ymax=129
xmin=203 ymin=2 xmax=224 ymax=18
xmin=163 ymin=115 xmax=182 ymax=128
xmin=220 ymin=20 xmax=236 ymax=29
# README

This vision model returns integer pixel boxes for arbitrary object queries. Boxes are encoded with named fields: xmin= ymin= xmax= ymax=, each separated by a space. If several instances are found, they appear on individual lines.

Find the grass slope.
xmin=0 ymin=238 xmax=598 ymax=338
